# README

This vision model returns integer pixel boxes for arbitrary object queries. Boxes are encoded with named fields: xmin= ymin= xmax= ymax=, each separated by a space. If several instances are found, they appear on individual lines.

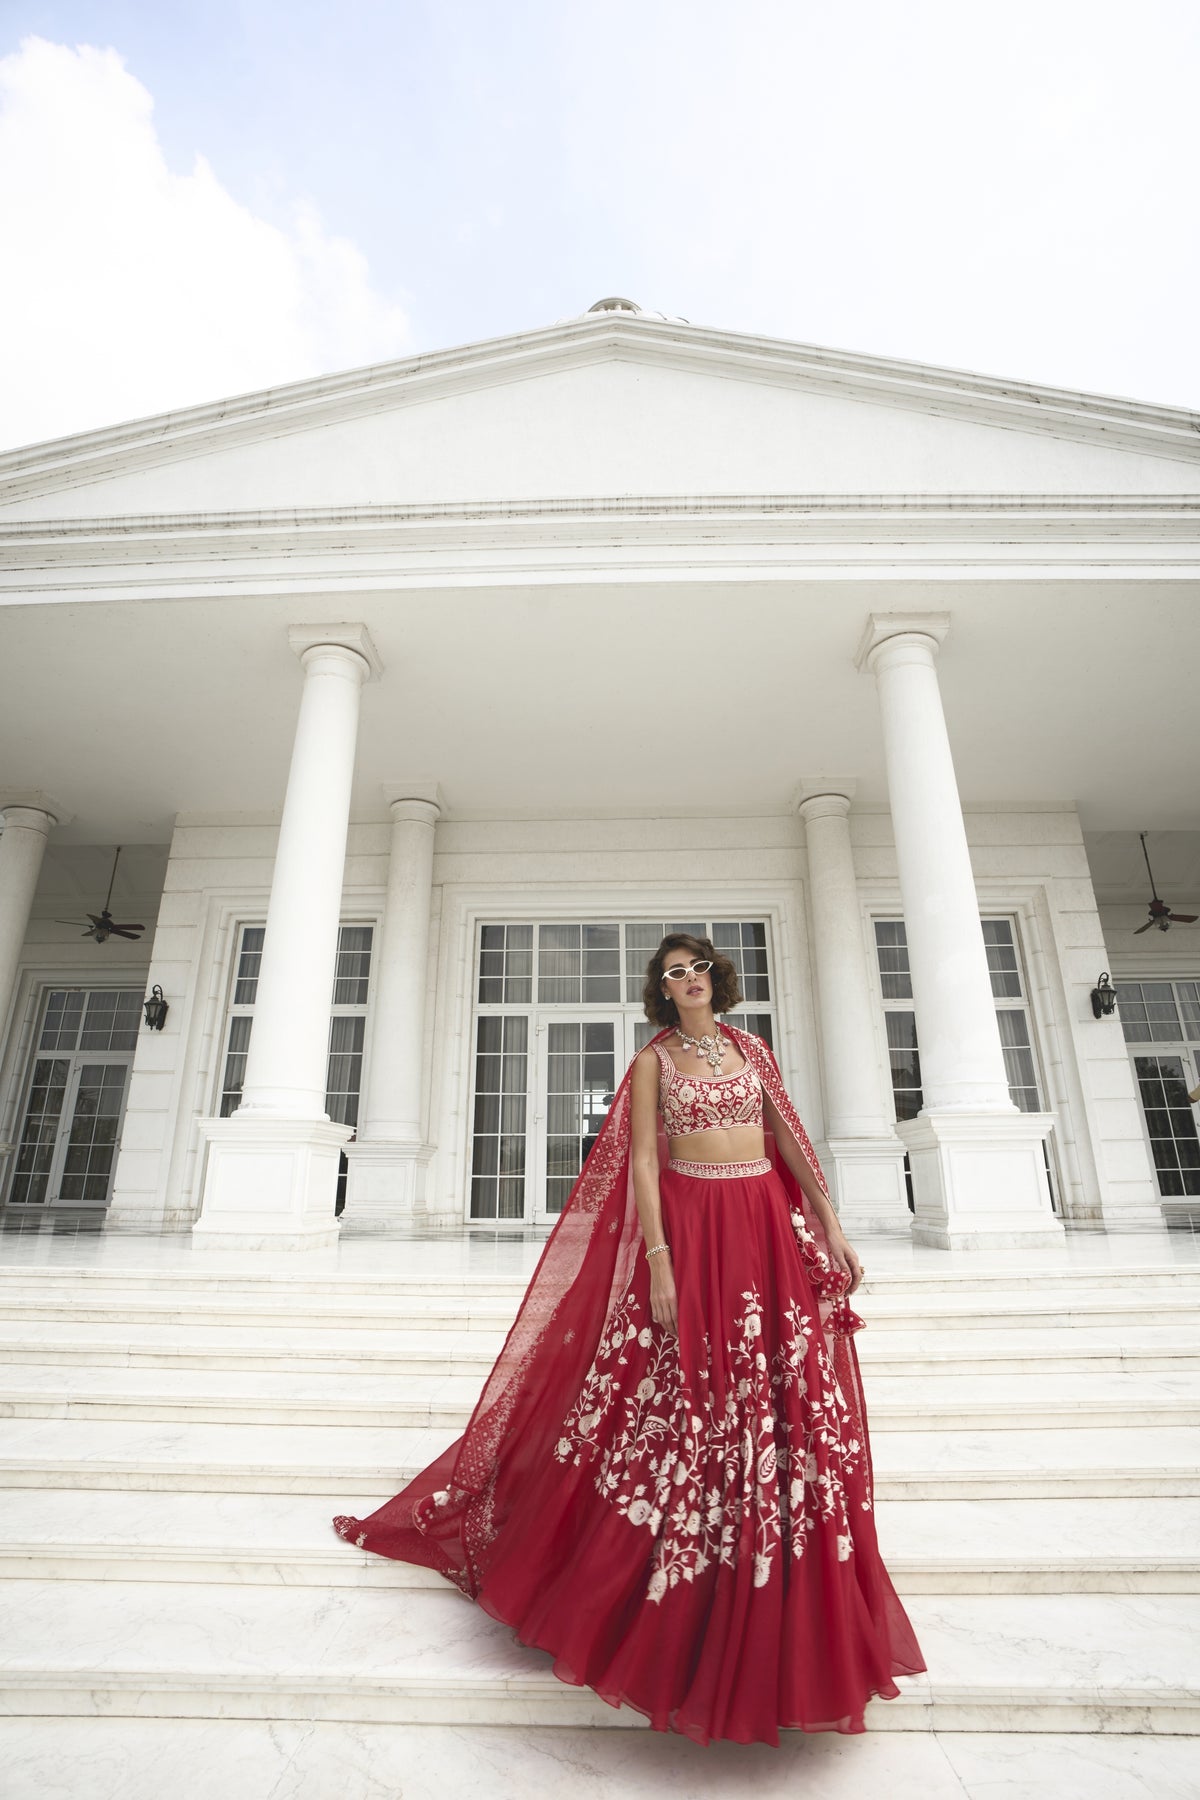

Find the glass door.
xmin=7 ymin=989 xmax=142 ymax=1209
xmin=58 ymin=1060 xmax=132 ymax=1205
xmin=1131 ymin=1051 xmax=1200 ymax=1199
xmin=533 ymin=1016 xmax=624 ymax=1220
xmin=9 ymin=1054 xmax=133 ymax=1207
xmin=466 ymin=920 xmax=780 ymax=1225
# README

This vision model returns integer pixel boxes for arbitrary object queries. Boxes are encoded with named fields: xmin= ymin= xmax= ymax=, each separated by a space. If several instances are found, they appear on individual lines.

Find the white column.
xmin=194 ymin=626 xmax=380 ymax=1250
xmin=342 ymin=789 xmax=441 ymax=1229
xmin=796 ymin=781 xmax=909 ymax=1234
xmin=0 ymin=806 xmax=55 ymax=1045
xmin=857 ymin=614 xmax=1061 ymax=1249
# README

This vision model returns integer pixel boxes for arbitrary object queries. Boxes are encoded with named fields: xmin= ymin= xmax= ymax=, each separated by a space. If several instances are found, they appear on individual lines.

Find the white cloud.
xmin=0 ymin=37 xmax=410 ymax=450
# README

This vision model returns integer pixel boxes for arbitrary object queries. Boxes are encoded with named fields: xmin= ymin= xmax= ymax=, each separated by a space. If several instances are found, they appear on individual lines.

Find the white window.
xmin=873 ymin=916 xmax=1045 ymax=1114
xmin=1116 ymin=980 xmax=1200 ymax=1199
xmin=219 ymin=923 xmax=374 ymax=1129
xmin=469 ymin=919 xmax=776 ymax=1224
xmin=873 ymin=916 xmax=1056 ymax=1210
xmin=873 ymin=921 xmax=922 ymax=1122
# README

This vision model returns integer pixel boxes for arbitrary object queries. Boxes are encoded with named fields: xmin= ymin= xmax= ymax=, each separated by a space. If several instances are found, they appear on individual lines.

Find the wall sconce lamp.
xmin=1090 ymin=972 xmax=1118 ymax=1019
xmin=143 ymin=985 xmax=169 ymax=1031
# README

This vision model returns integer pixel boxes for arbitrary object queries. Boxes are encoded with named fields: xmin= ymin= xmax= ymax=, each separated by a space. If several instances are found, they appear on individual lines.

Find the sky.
xmin=1 ymin=0 xmax=1198 ymax=451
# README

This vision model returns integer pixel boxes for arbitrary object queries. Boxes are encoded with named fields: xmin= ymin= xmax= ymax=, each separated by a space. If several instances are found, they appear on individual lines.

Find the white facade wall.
xmin=97 ymin=802 xmax=1156 ymax=1233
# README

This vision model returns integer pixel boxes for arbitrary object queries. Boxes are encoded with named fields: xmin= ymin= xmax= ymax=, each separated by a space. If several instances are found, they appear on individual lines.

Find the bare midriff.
xmin=668 ymin=1125 xmax=768 ymax=1163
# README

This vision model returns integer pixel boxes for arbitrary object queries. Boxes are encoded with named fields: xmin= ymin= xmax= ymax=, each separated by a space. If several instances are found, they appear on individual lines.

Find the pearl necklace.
xmin=674 ymin=1022 xmax=726 ymax=1073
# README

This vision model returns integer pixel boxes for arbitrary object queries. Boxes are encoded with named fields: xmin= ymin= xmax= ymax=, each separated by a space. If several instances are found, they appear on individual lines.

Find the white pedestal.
xmin=192 ymin=1116 xmax=351 ymax=1250
xmin=900 ymin=1109 xmax=1064 ymax=1249
xmin=340 ymin=1140 xmax=435 ymax=1231
xmin=824 ymin=1136 xmax=912 ymax=1235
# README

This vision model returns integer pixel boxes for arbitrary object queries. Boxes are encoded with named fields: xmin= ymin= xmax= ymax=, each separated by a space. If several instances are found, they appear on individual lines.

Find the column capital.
xmin=794 ymin=777 xmax=856 ymax=819
xmin=388 ymin=797 xmax=441 ymax=828
xmin=286 ymin=623 xmax=383 ymax=681
xmin=381 ymin=777 xmax=443 ymax=817
xmin=854 ymin=612 xmax=950 ymax=674
xmin=0 ymin=804 xmax=57 ymax=835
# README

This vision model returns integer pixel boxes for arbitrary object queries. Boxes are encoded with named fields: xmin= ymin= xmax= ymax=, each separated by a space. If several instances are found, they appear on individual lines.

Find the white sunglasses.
xmin=661 ymin=959 xmax=714 ymax=982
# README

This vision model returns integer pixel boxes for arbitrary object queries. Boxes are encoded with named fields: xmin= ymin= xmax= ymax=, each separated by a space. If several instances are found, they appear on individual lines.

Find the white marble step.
xmin=4 ymin=1719 xmax=1199 ymax=1800
xmin=2 ymin=1284 xmax=1198 ymax=1333
xmin=3 ymin=1317 xmax=1200 ymax=1378
xmin=3 ymin=1415 xmax=1198 ymax=1499
xmin=1 ymin=1579 xmax=1197 ymax=1734
xmin=0 ymin=1364 xmax=480 ymax=1429
xmin=3 ymin=1490 xmax=1198 ymax=1595
xmin=0 ymin=1321 xmax=504 ymax=1374
xmin=4 ymin=1361 xmax=1200 ymax=1432
xmin=875 ymin=1495 xmax=1200 ymax=1593
xmin=4 ymin=1243 xmax=1197 ymax=1784
xmin=3 ymin=1250 xmax=1199 ymax=1299
xmin=0 ymin=1269 xmax=540 ymax=1298
xmin=0 ymin=1292 xmax=520 ymax=1332
xmin=0 ymin=1245 xmax=1194 ymax=1288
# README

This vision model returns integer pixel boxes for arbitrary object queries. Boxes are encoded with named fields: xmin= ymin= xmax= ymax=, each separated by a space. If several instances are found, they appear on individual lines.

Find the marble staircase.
xmin=1 ymin=1232 xmax=1199 ymax=1798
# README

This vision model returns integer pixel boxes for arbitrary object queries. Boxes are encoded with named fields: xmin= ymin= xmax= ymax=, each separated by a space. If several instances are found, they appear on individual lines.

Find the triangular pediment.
xmin=1 ymin=313 xmax=1198 ymax=521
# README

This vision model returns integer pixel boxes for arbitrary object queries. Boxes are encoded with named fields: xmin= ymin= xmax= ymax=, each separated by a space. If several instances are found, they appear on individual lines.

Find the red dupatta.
xmin=335 ymin=1020 xmax=869 ymax=1594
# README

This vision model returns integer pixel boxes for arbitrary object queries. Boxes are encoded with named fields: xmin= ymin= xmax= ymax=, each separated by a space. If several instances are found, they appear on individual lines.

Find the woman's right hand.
xmin=650 ymin=1258 xmax=678 ymax=1335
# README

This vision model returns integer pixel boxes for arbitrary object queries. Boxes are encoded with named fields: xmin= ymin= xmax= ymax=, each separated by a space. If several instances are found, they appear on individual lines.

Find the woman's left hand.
xmin=825 ymin=1230 xmax=865 ymax=1296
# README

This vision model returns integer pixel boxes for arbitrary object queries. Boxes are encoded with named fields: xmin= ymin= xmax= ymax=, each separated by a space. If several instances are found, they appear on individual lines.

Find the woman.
xmin=334 ymin=932 xmax=926 ymax=1746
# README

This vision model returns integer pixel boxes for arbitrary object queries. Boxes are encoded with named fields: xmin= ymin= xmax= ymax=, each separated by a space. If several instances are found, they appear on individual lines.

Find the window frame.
xmin=1115 ymin=977 xmax=1200 ymax=1201
xmin=215 ymin=920 xmax=377 ymax=1128
xmin=870 ymin=909 xmax=1059 ymax=1212
xmin=466 ymin=917 xmax=780 ymax=1226
xmin=871 ymin=911 xmax=1049 ymax=1118
xmin=5 ymin=983 xmax=143 ymax=1208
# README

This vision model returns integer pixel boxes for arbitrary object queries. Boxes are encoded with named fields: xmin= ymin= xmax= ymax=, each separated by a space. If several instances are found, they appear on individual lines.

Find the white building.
xmin=1 ymin=298 xmax=1197 ymax=1254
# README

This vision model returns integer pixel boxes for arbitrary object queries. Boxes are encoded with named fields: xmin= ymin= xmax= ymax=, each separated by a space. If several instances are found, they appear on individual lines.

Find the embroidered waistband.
xmin=666 ymin=1157 xmax=773 ymax=1180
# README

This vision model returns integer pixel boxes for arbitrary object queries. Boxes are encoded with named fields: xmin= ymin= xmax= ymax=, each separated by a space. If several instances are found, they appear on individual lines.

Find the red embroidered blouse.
xmin=650 ymin=1038 xmax=765 ymax=1138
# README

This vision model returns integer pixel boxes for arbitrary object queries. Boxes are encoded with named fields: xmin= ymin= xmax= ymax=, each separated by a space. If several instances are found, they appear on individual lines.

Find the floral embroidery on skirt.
xmin=554 ymin=1232 xmax=869 ymax=1607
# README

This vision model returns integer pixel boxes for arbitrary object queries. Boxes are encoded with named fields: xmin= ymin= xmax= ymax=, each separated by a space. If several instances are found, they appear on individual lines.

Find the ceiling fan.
xmin=1133 ymin=832 xmax=1198 ymax=935
xmin=56 ymin=846 xmax=146 ymax=944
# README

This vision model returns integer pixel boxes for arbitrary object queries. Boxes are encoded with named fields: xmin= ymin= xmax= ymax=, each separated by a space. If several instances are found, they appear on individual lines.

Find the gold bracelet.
xmin=645 ymin=1242 xmax=670 ymax=1259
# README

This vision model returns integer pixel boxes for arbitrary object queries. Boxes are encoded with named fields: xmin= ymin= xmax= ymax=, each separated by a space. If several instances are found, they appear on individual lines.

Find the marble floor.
xmin=1 ymin=1220 xmax=1198 ymax=1796
xmin=4 ymin=1719 xmax=1200 ymax=1800
xmin=3 ymin=1207 xmax=1200 ymax=1279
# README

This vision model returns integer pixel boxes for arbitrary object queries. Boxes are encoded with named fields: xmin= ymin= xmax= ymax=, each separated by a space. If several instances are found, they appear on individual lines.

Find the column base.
xmin=340 ymin=1140 xmax=435 ymax=1232
xmin=105 ymin=1203 xmax=174 ymax=1233
xmin=899 ymin=1109 xmax=1065 ymax=1250
xmin=192 ymin=1115 xmax=351 ymax=1250
xmin=823 ymin=1136 xmax=912 ymax=1235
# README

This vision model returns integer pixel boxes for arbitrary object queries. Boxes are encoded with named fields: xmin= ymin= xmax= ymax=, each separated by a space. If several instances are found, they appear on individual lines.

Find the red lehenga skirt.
xmin=334 ymin=1151 xmax=926 ymax=1747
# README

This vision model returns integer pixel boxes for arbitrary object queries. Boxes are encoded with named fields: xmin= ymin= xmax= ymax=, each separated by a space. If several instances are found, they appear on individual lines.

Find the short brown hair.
xmin=642 ymin=933 xmax=742 ymax=1027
